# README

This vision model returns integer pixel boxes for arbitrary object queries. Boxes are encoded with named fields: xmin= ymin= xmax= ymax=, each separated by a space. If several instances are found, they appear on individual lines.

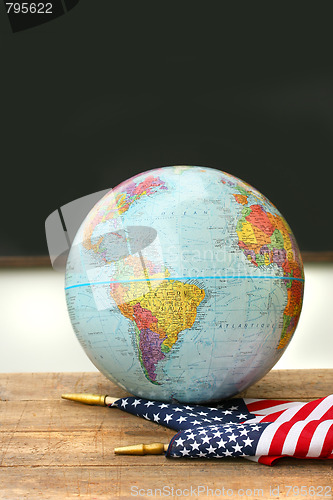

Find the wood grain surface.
xmin=0 ymin=370 xmax=332 ymax=499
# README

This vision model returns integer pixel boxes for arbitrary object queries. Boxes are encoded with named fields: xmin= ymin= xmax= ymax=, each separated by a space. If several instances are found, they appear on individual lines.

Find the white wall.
xmin=0 ymin=263 xmax=332 ymax=373
xmin=273 ymin=263 xmax=333 ymax=370
xmin=0 ymin=268 xmax=94 ymax=372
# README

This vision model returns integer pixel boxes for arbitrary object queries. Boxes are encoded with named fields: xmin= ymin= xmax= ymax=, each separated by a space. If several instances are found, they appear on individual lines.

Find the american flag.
xmin=111 ymin=395 xmax=333 ymax=465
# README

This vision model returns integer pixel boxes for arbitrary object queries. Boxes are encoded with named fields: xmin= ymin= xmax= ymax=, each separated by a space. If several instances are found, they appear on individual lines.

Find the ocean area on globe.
xmin=65 ymin=166 xmax=304 ymax=403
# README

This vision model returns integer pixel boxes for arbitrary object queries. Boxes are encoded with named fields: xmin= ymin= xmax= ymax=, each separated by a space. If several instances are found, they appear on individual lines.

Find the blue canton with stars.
xmin=166 ymin=422 xmax=271 ymax=458
xmin=110 ymin=397 xmax=256 ymax=432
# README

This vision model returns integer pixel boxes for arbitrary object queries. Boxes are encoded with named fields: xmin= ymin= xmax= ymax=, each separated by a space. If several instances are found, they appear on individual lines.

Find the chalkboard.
xmin=1 ymin=3 xmax=332 ymax=257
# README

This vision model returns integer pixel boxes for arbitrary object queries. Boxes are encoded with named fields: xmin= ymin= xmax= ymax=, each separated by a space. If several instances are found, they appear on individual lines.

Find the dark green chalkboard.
xmin=1 ymin=3 xmax=332 ymax=256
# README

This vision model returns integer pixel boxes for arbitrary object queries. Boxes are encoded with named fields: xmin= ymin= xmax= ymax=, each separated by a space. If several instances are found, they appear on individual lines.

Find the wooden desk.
xmin=0 ymin=370 xmax=332 ymax=499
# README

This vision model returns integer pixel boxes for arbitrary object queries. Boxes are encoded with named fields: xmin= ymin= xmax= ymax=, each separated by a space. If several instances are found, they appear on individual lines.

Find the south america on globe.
xmin=65 ymin=166 xmax=304 ymax=403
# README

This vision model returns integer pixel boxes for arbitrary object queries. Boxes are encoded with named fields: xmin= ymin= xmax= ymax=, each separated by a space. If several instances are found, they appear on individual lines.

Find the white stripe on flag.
xmin=270 ymin=404 xmax=309 ymax=423
xmin=304 ymin=396 xmax=333 ymax=421
xmin=306 ymin=420 xmax=333 ymax=458
xmin=246 ymin=396 xmax=333 ymax=425
xmin=255 ymin=422 xmax=281 ymax=456
xmin=281 ymin=420 xmax=308 ymax=456
xmin=244 ymin=456 xmax=260 ymax=462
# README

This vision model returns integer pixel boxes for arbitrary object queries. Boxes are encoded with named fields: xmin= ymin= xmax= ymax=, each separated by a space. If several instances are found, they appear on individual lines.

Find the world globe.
xmin=65 ymin=166 xmax=304 ymax=403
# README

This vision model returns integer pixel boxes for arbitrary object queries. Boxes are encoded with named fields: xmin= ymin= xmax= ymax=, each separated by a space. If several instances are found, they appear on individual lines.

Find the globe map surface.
xmin=65 ymin=166 xmax=304 ymax=403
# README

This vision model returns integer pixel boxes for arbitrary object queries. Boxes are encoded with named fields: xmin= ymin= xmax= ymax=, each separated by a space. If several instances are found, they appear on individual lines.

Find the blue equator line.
xmin=65 ymin=275 xmax=304 ymax=290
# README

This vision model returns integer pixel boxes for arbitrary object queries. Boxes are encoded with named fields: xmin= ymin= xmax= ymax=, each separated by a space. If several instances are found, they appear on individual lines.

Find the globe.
xmin=65 ymin=166 xmax=304 ymax=403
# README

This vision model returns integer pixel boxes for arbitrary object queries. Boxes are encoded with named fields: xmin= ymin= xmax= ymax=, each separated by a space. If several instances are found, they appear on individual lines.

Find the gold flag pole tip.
xmin=61 ymin=393 xmax=107 ymax=406
xmin=114 ymin=443 xmax=168 ymax=455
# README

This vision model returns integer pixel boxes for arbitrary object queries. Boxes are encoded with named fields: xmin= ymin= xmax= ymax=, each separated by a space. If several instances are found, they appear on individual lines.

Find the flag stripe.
xmin=258 ymin=409 xmax=290 ymax=422
xmin=245 ymin=399 xmax=292 ymax=412
xmin=283 ymin=399 xmax=321 ymax=422
xmin=281 ymin=420 xmax=308 ymax=456
xmin=268 ymin=421 xmax=298 ymax=456
xmin=320 ymin=422 xmax=333 ymax=458
xmin=306 ymin=396 xmax=333 ymax=421
xmin=293 ymin=420 xmax=319 ymax=457
xmin=257 ymin=406 xmax=303 ymax=423
xmin=258 ymin=455 xmax=281 ymax=466
xmin=254 ymin=398 xmax=333 ymax=459
xmin=255 ymin=397 xmax=333 ymax=424
xmin=246 ymin=400 xmax=301 ymax=414
xmin=293 ymin=397 xmax=332 ymax=422
xmin=255 ymin=422 xmax=281 ymax=456
xmin=306 ymin=420 xmax=333 ymax=458
xmin=261 ymin=399 xmax=319 ymax=424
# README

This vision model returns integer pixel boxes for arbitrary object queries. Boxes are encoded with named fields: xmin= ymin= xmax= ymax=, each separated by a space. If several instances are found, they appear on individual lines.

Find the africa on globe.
xmin=65 ymin=166 xmax=304 ymax=403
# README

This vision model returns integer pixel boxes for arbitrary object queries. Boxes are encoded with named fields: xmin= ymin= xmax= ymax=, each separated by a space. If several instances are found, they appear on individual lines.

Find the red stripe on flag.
xmin=246 ymin=399 xmax=291 ymax=412
xmin=258 ymin=455 xmax=282 ymax=465
xmin=259 ymin=410 xmax=287 ymax=422
xmin=319 ymin=422 xmax=333 ymax=458
xmin=288 ymin=398 xmax=325 ymax=422
xmin=268 ymin=421 xmax=296 ymax=456
xmin=293 ymin=420 xmax=319 ymax=458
